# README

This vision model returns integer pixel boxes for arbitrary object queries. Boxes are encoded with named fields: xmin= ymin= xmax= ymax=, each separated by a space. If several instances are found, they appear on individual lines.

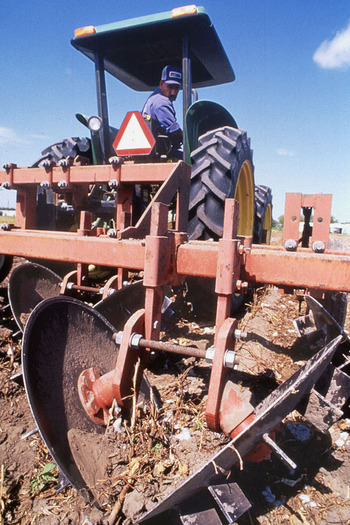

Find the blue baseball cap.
xmin=161 ymin=65 xmax=182 ymax=86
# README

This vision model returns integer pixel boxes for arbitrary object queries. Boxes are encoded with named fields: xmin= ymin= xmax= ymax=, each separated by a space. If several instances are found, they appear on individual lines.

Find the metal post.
xmin=182 ymin=36 xmax=192 ymax=161
xmin=94 ymin=52 xmax=111 ymax=164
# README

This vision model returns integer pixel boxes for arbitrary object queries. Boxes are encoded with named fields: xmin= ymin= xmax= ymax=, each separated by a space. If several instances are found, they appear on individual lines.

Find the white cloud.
xmin=0 ymin=125 xmax=29 ymax=145
xmin=313 ymin=20 xmax=350 ymax=69
xmin=276 ymin=148 xmax=295 ymax=157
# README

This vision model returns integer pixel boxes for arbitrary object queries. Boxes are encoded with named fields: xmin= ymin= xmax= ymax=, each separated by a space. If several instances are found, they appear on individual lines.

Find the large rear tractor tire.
xmin=31 ymin=137 xmax=91 ymax=167
xmin=186 ymin=127 xmax=255 ymax=317
xmin=253 ymin=185 xmax=273 ymax=244
xmin=188 ymin=126 xmax=255 ymax=240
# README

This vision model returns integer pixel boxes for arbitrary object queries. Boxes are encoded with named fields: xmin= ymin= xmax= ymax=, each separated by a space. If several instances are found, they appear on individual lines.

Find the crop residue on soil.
xmin=0 ymin=261 xmax=349 ymax=524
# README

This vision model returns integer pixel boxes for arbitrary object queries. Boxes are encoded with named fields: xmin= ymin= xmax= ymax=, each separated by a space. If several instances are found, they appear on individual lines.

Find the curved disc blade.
xmin=22 ymin=296 xmax=118 ymax=500
xmin=8 ymin=262 xmax=62 ymax=331
xmin=305 ymin=295 xmax=349 ymax=342
xmin=95 ymin=280 xmax=144 ymax=330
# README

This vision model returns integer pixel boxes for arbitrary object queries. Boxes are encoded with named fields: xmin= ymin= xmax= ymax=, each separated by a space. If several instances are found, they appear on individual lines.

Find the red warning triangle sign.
xmin=113 ymin=111 xmax=155 ymax=156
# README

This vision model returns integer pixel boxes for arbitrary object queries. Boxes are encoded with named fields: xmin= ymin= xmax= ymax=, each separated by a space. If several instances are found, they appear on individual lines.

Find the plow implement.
xmin=0 ymin=6 xmax=349 ymax=521
xmin=0 ymin=161 xmax=349 ymax=523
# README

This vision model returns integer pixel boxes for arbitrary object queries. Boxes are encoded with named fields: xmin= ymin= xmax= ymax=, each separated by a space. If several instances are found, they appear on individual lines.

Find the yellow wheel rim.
xmin=261 ymin=203 xmax=272 ymax=244
xmin=234 ymin=160 xmax=255 ymax=236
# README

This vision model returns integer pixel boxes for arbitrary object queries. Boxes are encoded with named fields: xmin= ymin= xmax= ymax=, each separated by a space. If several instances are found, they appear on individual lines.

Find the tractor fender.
xmin=185 ymin=100 xmax=238 ymax=162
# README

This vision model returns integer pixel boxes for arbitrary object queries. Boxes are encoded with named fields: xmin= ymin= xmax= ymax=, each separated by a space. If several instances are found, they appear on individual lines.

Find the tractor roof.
xmin=71 ymin=5 xmax=235 ymax=91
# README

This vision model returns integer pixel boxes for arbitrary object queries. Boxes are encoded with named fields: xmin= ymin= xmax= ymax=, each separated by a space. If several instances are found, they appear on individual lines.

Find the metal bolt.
xmin=58 ymin=158 xmax=69 ymax=168
xmin=58 ymin=180 xmax=68 ymax=189
xmin=1 ymin=182 xmax=10 ymax=189
xmin=236 ymin=280 xmax=249 ymax=292
xmin=130 ymin=333 xmax=142 ymax=349
xmin=312 ymin=240 xmax=325 ymax=253
xmin=234 ymin=329 xmax=248 ymax=340
xmin=108 ymin=156 xmax=121 ymax=166
xmin=108 ymin=178 xmax=119 ymax=189
xmin=285 ymin=239 xmax=298 ymax=251
xmin=42 ymin=159 xmax=52 ymax=169
xmin=223 ymin=350 xmax=239 ymax=369
xmin=238 ymin=244 xmax=251 ymax=255
xmin=205 ymin=347 xmax=239 ymax=369
xmin=113 ymin=331 xmax=123 ymax=346
xmin=40 ymin=180 xmax=50 ymax=189
xmin=107 ymin=228 xmax=117 ymax=238
xmin=205 ymin=347 xmax=215 ymax=363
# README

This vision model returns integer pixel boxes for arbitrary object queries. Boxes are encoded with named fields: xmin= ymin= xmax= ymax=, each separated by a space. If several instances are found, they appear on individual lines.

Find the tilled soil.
xmin=0 ymin=252 xmax=349 ymax=525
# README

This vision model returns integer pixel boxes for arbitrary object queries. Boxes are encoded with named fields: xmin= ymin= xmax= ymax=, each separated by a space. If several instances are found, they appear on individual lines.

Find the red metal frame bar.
xmin=118 ymin=161 xmax=191 ymax=238
xmin=0 ymin=162 xmax=183 ymax=188
xmin=0 ymin=231 xmax=349 ymax=292
xmin=1 ymin=159 xmax=349 ymax=436
xmin=283 ymin=193 xmax=332 ymax=249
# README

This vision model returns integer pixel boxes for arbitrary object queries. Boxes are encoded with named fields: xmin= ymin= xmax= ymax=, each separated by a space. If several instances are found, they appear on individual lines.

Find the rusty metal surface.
xmin=0 ymin=162 xmax=183 ymax=188
xmin=282 ymin=193 xmax=332 ymax=249
xmin=0 ymin=230 xmax=349 ymax=293
xmin=0 ymin=230 xmax=146 ymax=269
xmin=243 ymin=248 xmax=350 ymax=292
xmin=112 ymin=309 xmax=145 ymax=411
xmin=206 ymin=317 xmax=238 ymax=432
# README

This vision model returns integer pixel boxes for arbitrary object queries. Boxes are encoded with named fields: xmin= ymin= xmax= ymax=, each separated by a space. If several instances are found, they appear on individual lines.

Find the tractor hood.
xmin=71 ymin=5 xmax=235 ymax=91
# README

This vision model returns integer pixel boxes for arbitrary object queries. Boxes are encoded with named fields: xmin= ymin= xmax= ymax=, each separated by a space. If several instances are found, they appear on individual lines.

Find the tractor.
xmin=0 ymin=5 xmax=349 ymax=524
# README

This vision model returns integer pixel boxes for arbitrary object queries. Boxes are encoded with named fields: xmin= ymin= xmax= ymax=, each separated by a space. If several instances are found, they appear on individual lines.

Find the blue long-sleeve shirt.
xmin=142 ymin=87 xmax=181 ymax=136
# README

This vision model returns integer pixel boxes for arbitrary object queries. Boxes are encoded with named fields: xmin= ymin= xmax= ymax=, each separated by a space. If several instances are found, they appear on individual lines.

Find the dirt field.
xmin=0 ymin=238 xmax=349 ymax=524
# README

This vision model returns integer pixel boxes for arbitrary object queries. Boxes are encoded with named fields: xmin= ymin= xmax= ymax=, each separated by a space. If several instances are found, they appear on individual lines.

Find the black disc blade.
xmin=95 ymin=280 xmax=144 ymax=330
xmin=22 ymin=296 xmax=118 ymax=500
xmin=8 ymin=262 xmax=62 ymax=331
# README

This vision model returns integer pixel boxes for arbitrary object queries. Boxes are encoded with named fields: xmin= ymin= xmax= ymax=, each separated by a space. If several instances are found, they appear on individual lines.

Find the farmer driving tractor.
xmin=142 ymin=65 xmax=183 ymax=155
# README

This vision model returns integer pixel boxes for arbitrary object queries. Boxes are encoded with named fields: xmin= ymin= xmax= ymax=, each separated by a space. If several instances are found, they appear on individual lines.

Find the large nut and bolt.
xmin=285 ymin=239 xmax=298 ymax=251
xmin=42 ymin=159 xmax=53 ymax=169
xmin=58 ymin=180 xmax=68 ymax=189
xmin=107 ymin=228 xmax=117 ymax=238
xmin=312 ymin=240 xmax=325 ymax=253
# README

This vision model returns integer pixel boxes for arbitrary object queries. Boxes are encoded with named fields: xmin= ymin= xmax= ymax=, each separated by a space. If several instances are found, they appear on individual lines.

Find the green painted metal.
xmin=71 ymin=6 xmax=235 ymax=91
xmin=184 ymin=100 xmax=238 ymax=162
xmin=75 ymin=113 xmax=118 ymax=164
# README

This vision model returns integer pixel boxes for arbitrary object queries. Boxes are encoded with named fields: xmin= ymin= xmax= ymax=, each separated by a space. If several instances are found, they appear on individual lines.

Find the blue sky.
xmin=1 ymin=1 xmax=349 ymax=222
